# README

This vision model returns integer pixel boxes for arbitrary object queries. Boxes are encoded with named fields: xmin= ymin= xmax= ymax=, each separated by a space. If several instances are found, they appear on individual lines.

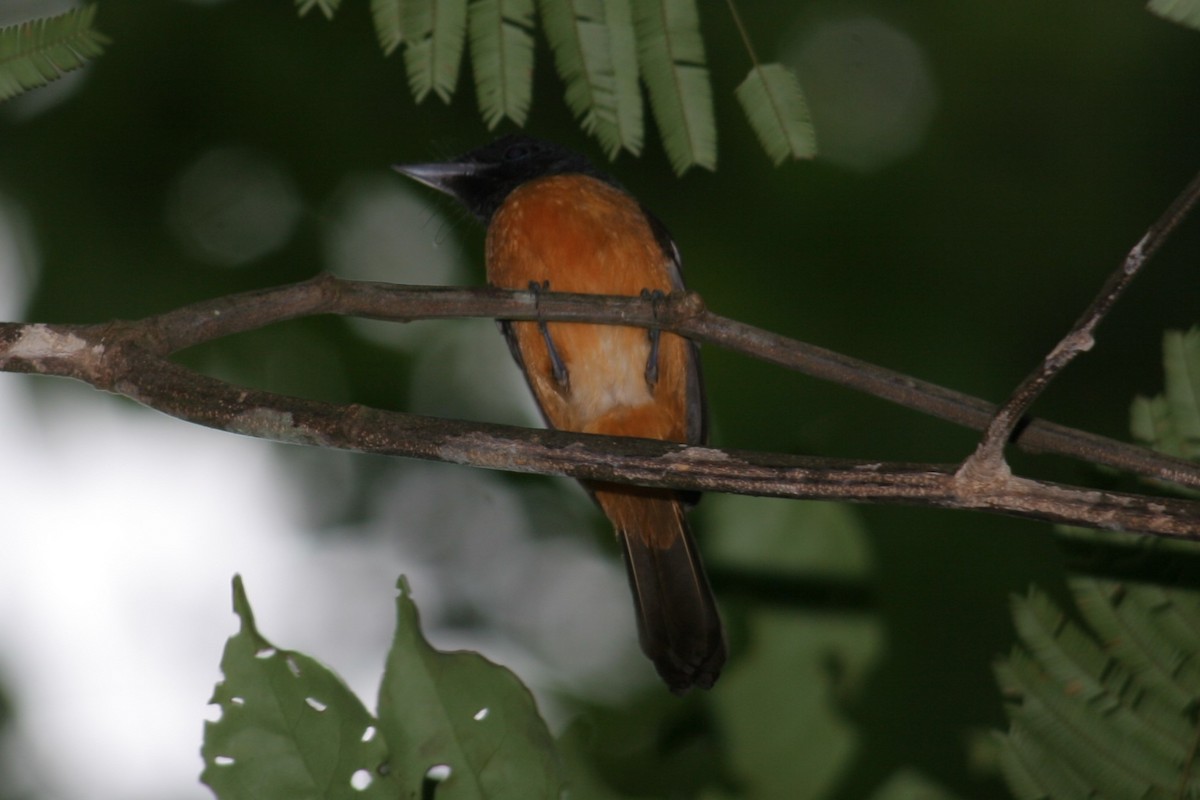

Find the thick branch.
xmin=1 ymin=314 xmax=1198 ymax=539
xmin=30 ymin=273 xmax=1196 ymax=490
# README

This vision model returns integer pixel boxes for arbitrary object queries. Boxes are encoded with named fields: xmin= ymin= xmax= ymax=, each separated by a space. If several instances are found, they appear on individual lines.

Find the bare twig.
xmin=962 ymin=168 xmax=1200 ymax=482
xmin=1 ymin=317 xmax=1198 ymax=537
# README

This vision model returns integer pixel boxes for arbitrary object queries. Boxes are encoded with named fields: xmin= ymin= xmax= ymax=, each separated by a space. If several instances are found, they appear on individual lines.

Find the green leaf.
xmin=1148 ymin=0 xmax=1200 ymax=31
xmin=371 ymin=0 xmax=405 ymax=55
xmin=1131 ymin=327 xmax=1200 ymax=463
xmin=632 ymin=0 xmax=716 ymax=174
xmin=604 ymin=0 xmax=643 ymax=156
xmin=403 ymin=0 xmax=468 ymax=103
xmin=0 ymin=5 xmax=109 ymax=103
xmin=376 ymin=576 xmax=564 ymax=799
xmin=995 ymin=583 xmax=1200 ymax=799
xmin=538 ymin=0 xmax=644 ymax=157
xmin=468 ymin=0 xmax=536 ymax=128
xmin=295 ymin=0 xmax=343 ymax=20
xmin=736 ymin=63 xmax=817 ymax=164
xmin=201 ymin=576 xmax=397 ymax=800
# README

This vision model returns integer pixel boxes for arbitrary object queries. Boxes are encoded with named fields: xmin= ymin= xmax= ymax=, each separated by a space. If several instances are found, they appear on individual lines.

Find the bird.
xmin=394 ymin=134 xmax=725 ymax=692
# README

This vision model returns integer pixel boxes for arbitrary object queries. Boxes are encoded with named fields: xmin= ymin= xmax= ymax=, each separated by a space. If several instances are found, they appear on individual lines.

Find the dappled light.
xmin=785 ymin=15 xmax=938 ymax=172
xmin=166 ymin=146 xmax=302 ymax=268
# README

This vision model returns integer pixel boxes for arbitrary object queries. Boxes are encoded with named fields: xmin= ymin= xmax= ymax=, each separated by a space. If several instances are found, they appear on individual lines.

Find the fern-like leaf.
xmin=1148 ymin=0 xmax=1200 ymax=31
xmin=995 ymin=583 xmax=1200 ymax=799
xmin=469 ymin=0 xmax=535 ymax=128
xmin=604 ymin=0 xmax=642 ymax=156
xmin=295 ymin=0 xmax=342 ymax=20
xmin=538 ymin=0 xmax=644 ymax=157
xmin=1132 ymin=327 xmax=1200 ymax=463
xmin=633 ymin=0 xmax=716 ymax=174
xmin=0 ymin=6 xmax=109 ymax=104
xmin=371 ymin=0 xmax=405 ymax=55
xmin=403 ymin=0 xmax=468 ymax=103
xmin=736 ymin=63 xmax=817 ymax=164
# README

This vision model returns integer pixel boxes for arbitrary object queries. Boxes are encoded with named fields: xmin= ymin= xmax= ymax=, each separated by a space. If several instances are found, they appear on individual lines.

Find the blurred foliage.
xmin=294 ymin=0 xmax=815 ymax=173
xmin=3 ymin=1 xmax=1200 ymax=799
xmin=995 ymin=571 xmax=1200 ymax=798
xmin=992 ymin=334 xmax=1200 ymax=798
xmin=1132 ymin=327 xmax=1200 ymax=464
xmin=0 ymin=5 xmax=108 ymax=102
xmin=1148 ymin=0 xmax=1200 ymax=31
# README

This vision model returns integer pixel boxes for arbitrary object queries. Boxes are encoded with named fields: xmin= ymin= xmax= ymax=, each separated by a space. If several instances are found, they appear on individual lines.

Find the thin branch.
xmin=962 ymin=167 xmax=1200 ymax=480
xmin=1 ymin=318 xmax=1198 ymax=537
xmin=724 ymin=0 xmax=760 ymax=66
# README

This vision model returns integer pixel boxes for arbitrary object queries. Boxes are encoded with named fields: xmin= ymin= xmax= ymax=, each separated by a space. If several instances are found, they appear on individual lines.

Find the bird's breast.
xmin=485 ymin=174 xmax=688 ymax=441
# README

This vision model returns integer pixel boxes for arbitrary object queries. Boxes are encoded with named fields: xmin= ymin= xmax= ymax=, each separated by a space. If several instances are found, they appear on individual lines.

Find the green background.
xmin=2 ymin=1 xmax=1198 ymax=798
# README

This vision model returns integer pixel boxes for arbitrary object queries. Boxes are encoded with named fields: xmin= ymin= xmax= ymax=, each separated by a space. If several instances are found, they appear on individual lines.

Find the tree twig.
xmin=961 ymin=167 xmax=1200 ymax=482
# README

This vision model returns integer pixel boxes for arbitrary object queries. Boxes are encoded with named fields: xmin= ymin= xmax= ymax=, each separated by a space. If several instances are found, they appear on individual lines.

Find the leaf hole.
xmin=361 ymin=725 xmax=376 ymax=742
xmin=214 ymin=755 xmax=235 ymax=766
xmin=423 ymin=764 xmax=451 ymax=799
xmin=254 ymin=647 xmax=276 ymax=659
xmin=286 ymin=655 xmax=301 ymax=677
xmin=350 ymin=768 xmax=372 ymax=791
xmin=473 ymin=707 xmax=489 ymax=721
xmin=305 ymin=697 xmax=327 ymax=712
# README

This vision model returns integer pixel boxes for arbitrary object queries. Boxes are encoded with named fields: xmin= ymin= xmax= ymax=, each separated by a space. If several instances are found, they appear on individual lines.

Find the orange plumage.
xmin=486 ymin=175 xmax=691 ymax=443
xmin=395 ymin=136 xmax=725 ymax=692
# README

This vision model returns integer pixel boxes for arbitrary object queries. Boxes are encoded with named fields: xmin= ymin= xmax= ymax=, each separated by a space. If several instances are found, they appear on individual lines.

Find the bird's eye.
xmin=503 ymin=143 xmax=536 ymax=161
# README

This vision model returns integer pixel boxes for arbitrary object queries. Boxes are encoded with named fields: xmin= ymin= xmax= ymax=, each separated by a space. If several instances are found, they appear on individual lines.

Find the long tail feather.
xmin=594 ymin=484 xmax=726 ymax=692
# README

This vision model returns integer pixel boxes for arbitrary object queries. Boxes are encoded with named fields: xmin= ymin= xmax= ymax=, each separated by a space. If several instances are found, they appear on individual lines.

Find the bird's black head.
xmin=393 ymin=135 xmax=609 ymax=223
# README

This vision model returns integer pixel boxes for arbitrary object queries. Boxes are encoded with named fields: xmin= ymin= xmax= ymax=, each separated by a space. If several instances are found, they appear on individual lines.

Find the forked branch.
xmin=961 ymin=167 xmax=1200 ymax=482
xmin=1 ymin=273 xmax=1198 ymax=538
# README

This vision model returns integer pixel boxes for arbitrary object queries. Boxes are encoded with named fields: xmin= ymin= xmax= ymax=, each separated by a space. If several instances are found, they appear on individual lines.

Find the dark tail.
xmin=593 ymin=484 xmax=726 ymax=692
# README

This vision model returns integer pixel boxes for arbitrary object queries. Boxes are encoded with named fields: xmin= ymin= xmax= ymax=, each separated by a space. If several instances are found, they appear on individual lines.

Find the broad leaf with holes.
xmin=376 ymin=576 xmax=564 ymax=799
xmin=201 ymin=576 xmax=396 ymax=799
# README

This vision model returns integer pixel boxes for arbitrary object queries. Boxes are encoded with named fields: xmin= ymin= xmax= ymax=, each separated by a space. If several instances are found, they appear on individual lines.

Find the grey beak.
xmin=391 ymin=162 xmax=477 ymax=195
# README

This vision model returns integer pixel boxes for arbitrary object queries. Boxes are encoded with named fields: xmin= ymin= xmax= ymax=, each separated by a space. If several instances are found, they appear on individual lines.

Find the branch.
xmin=20 ymin=273 xmax=1196 ymax=489
xmin=2 ymin=280 xmax=1199 ymax=539
xmin=962 ymin=167 xmax=1200 ymax=480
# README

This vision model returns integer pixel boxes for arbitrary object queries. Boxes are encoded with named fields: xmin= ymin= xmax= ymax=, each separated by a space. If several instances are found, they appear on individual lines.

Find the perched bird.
xmin=395 ymin=135 xmax=725 ymax=692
